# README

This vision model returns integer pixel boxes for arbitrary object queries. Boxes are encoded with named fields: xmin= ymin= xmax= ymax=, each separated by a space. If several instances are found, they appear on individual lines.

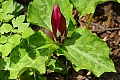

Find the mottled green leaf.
xmin=27 ymin=0 xmax=73 ymax=30
xmin=0 ymin=34 xmax=21 ymax=58
xmin=63 ymin=28 xmax=116 ymax=77
xmin=70 ymin=0 xmax=115 ymax=17
xmin=0 ymin=35 xmax=20 ymax=59
xmin=9 ymin=31 xmax=55 ymax=79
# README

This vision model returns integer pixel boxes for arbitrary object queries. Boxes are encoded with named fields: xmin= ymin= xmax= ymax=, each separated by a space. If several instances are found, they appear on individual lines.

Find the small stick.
xmin=90 ymin=27 xmax=120 ymax=33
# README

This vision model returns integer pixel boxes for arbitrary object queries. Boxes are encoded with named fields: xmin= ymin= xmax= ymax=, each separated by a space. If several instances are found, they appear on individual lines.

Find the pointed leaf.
xmin=27 ymin=0 xmax=73 ymax=30
xmin=12 ymin=15 xmax=25 ymax=27
xmin=15 ymin=15 xmax=25 ymax=23
xmin=63 ymin=28 xmax=116 ymax=77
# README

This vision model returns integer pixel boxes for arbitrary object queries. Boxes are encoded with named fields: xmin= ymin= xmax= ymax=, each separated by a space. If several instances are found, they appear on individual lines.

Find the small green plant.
xmin=0 ymin=0 xmax=34 ymax=79
xmin=1 ymin=0 xmax=119 ymax=80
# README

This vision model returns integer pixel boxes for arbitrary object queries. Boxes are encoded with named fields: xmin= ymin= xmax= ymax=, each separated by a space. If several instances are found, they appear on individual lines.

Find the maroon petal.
xmin=51 ymin=4 xmax=67 ymax=43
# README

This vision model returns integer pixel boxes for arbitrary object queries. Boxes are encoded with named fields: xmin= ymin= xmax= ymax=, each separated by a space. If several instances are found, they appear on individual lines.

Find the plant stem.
xmin=33 ymin=69 xmax=36 ymax=80
xmin=86 ymin=13 xmax=94 ymax=29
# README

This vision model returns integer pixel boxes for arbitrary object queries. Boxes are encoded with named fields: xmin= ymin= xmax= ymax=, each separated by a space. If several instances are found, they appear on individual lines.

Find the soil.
xmin=16 ymin=0 xmax=120 ymax=80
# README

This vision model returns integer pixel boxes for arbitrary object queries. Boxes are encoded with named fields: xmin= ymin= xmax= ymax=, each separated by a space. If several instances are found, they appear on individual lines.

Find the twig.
xmin=90 ymin=27 xmax=120 ymax=33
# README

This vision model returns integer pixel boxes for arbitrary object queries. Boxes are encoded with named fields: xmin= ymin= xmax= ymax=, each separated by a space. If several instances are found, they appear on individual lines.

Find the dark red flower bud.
xmin=51 ymin=4 xmax=67 ymax=43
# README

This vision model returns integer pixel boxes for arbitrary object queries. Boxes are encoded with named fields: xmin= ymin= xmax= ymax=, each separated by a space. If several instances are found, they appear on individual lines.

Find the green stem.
xmin=86 ymin=13 xmax=94 ymax=29
xmin=33 ymin=69 xmax=36 ymax=80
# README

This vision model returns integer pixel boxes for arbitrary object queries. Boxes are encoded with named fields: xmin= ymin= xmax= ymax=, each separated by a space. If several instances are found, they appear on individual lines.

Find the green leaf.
xmin=48 ymin=59 xmax=68 ymax=74
xmin=67 ymin=19 xmax=77 ymax=37
xmin=3 ymin=57 xmax=10 ymax=70
xmin=0 ymin=57 xmax=10 ymax=70
xmin=0 ymin=13 xmax=14 ymax=22
xmin=0 ymin=58 xmax=6 ymax=70
xmin=9 ymin=31 xmax=55 ymax=79
xmin=12 ymin=15 xmax=25 ymax=27
xmin=8 ymin=34 xmax=21 ymax=47
xmin=1 ymin=43 xmax=12 ymax=57
xmin=0 ymin=45 xmax=2 ymax=52
xmin=20 ymin=69 xmax=47 ymax=80
xmin=16 ymin=15 xmax=25 ymax=23
xmin=12 ymin=15 xmax=33 ymax=38
xmin=3 ymin=14 xmax=14 ymax=22
xmin=63 ymin=28 xmax=116 ymax=77
xmin=0 ymin=57 xmax=10 ymax=71
xmin=0 ymin=70 xmax=9 ymax=80
xmin=12 ymin=2 xmax=24 ymax=15
xmin=0 ymin=1 xmax=23 ymax=22
xmin=70 ymin=0 xmax=115 ymax=17
xmin=0 ymin=0 xmax=3 ymax=2
xmin=118 ymin=0 xmax=120 ymax=3
xmin=2 ymin=0 xmax=15 ymax=14
xmin=0 ymin=23 xmax=12 ymax=34
xmin=0 ymin=36 xmax=7 ymax=44
xmin=0 ymin=71 xmax=6 ymax=80
xmin=11 ymin=15 xmax=34 ymax=38
xmin=22 ymin=28 xmax=34 ymax=38
xmin=0 ymin=34 xmax=21 ymax=58
xmin=27 ymin=0 xmax=73 ymax=30
xmin=17 ymin=23 xmax=29 ymax=33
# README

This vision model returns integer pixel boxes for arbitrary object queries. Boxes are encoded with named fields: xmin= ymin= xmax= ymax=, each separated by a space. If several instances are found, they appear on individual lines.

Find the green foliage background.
xmin=0 ymin=0 xmax=119 ymax=79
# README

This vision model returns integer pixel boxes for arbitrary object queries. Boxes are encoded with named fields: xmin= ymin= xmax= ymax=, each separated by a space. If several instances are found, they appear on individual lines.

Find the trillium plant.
xmin=25 ymin=4 xmax=115 ymax=79
xmin=1 ymin=0 xmax=117 ymax=79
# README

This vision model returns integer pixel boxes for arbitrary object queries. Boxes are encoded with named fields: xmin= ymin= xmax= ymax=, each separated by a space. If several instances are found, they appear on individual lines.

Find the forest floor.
xmin=16 ymin=0 xmax=120 ymax=80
